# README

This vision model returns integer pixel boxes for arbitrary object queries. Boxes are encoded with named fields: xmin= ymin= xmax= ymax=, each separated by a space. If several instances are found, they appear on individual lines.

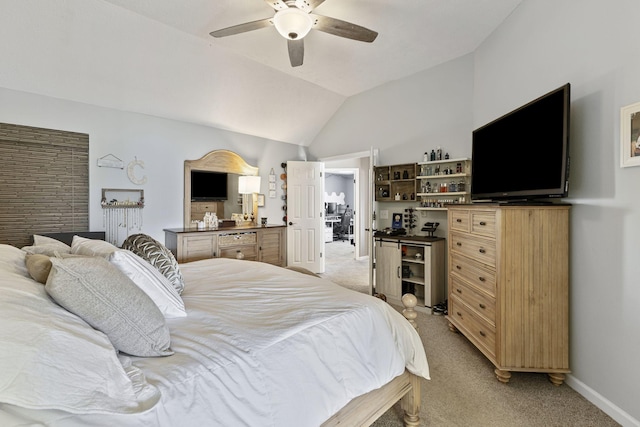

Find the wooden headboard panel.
xmin=38 ymin=231 xmax=106 ymax=246
xmin=0 ymin=122 xmax=90 ymax=248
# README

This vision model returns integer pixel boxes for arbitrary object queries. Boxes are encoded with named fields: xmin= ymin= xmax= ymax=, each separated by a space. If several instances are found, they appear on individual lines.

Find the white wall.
xmin=309 ymin=1 xmax=640 ymax=425
xmin=325 ymin=174 xmax=354 ymax=209
xmin=0 ymin=87 xmax=302 ymax=244
xmin=310 ymin=54 xmax=475 ymax=233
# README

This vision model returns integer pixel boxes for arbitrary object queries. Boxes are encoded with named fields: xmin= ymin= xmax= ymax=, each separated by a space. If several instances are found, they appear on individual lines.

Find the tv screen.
xmin=471 ymin=83 xmax=570 ymax=202
xmin=191 ymin=171 xmax=228 ymax=201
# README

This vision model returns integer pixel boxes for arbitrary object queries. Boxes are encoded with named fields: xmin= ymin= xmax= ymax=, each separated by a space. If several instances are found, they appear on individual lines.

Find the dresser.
xmin=164 ymin=225 xmax=286 ymax=267
xmin=446 ymin=204 xmax=570 ymax=385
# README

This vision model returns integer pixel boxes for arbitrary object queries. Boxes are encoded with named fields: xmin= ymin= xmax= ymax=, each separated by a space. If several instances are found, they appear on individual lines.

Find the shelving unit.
xmin=374 ymin=236 xmax=445 ymax=311
xmin=416 ymin=158 xmax=471 ymax=211
xmin=374 ymin=163 xmax=417 ymax=202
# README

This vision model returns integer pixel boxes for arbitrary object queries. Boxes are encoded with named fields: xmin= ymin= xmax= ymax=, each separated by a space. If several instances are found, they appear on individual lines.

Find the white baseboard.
xmin=565 ymin=374 xmax=639 ymax=427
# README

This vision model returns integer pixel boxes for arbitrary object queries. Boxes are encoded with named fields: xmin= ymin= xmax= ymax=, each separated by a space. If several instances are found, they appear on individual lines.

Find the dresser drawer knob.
xmin=479 ymin=248 xmax=486 ymax=254
xmin=456 ymin=265 xmax=461 ymax=270
xmin=479 ymin=221 xmax=486 ymax=226
xmin=456 ymin=288 xmax=462 ymax=294
xmin=456 ymin=242 xmax=462 ymax=246
xmin=479 ymin=330 xmax=486 ymax=337
xmin=479 ymin=303 xmax=486 ymax=309
xmin=456 ymin=311 xmax=462 ymax=317
xmin=479 ymin=277 xmax=486 ymax=282
xmin=456 ymin=219 xmax=462 ymax=223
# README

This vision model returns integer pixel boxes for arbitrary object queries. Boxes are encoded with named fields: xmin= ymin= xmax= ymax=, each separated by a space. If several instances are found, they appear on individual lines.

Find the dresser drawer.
xmin=180 ymin=235 xmax=215 ymax=262
xmin=219 ymin=245 xmax=257 ymax=260
xmin=471 ymin=211 xmax=496 ymax=238
xmin=450 ymin=276 xmax=495 ymax=325
xmin=450 ymin=295 xmax=496 ymax=359
xmin=450 ymin=231 xmax=496 ymax=268
xmin=219 ymin=232 xmax=257 ymax=247
xmin=450 ymin=252 xmax=496 ymax=296
xmin=449 ymin=209 xmax=470 ymax=232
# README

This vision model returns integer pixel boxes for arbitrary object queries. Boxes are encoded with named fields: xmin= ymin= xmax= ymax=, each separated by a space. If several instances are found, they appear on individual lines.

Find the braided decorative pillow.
xmin=121 ymin=234 xmax=184 ymax=295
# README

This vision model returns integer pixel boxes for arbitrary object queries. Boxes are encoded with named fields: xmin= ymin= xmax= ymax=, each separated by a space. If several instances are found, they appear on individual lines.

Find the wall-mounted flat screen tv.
xmin=471 ymin=83 xmax=571 ymax=202
xmin=191 ymin=170 xmax=228 ymax=201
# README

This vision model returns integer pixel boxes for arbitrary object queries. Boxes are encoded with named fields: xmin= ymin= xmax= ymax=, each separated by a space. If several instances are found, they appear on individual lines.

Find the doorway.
xmin=324 ymin=169 xmax=356 ymax=254
xmin=320 ymin=150 xmax=375 ymax=294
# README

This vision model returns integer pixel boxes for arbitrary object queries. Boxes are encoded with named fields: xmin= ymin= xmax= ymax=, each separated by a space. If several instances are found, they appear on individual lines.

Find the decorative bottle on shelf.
xmin=423 ymin=152 xmax=429 ymax=162
xmin=436 ymin=146 xmax=442 ymax=160
xmin=430 ymin=150 xmax=436 ymax=161
xmin=203 ymin=212 xmax=212 ymax=228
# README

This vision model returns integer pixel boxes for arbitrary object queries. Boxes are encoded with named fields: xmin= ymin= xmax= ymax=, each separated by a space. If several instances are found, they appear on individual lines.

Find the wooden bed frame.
xmin=322 ymin=294 xmax=422 ymax=427
xmin=37 ymin=232 xmax=423 ymax=427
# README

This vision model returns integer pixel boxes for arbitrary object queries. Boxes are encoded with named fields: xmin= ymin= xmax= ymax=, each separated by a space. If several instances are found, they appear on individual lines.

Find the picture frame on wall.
xmin=620 ymin=101 xmax=640 ymax=168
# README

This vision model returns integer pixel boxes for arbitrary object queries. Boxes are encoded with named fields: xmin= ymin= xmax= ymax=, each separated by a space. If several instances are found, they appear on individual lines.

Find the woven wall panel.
xmin=0 ymin=123 xmax=89 ymax=248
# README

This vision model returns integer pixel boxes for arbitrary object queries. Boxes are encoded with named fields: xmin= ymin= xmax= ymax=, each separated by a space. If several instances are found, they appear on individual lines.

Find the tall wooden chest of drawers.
xmin=446 ymin=204 xmax=570 ymax=385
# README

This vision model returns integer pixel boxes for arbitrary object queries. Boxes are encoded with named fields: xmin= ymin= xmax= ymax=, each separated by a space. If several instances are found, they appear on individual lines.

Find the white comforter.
xmin=1 ymin=257 xmax=429 ymax=427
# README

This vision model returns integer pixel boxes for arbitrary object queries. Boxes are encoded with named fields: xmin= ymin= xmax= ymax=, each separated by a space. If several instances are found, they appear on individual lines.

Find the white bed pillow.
xmin=0 ymin=244 xmax=29 ymax=278
xmin=0 ymin=262 xmax=160 ymax=414
xmin=71 ymin=235 xmax=119 ymax=257
xmin=21 ymin=235 xmax=72 ymax=257
xmin=32 ymin=234 xmax=71 ymax=247
xmin=109 ymin=250 xmax=186 ymax=318
xmin=46 ymin=256 xmax=174 ymax=357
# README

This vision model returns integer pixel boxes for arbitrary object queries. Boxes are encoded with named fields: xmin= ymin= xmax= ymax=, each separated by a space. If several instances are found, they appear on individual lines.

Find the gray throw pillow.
xmin=121 ymin=234 xmax=184 ymax=294
xmin=45 ymin=256 xmax=173 ymax=357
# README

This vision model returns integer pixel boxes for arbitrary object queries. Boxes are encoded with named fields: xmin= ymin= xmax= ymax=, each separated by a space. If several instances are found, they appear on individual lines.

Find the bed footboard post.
xmin=401 ymin=372 xmax=421 ymax=427
xmin=401 ymin=293 xmax=418 ymax=330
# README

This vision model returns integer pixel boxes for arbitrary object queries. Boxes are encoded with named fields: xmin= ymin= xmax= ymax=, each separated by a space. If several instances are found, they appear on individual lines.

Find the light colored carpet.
xmin=321 ymin=242 xmax=619 ymax=427
xmin=320 ymin=240 xmax=370 ymax=293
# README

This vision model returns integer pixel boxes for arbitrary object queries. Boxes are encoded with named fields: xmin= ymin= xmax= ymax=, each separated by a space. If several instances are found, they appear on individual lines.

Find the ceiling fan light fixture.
xmin=273 ymin=8 xmax=313 ymax=40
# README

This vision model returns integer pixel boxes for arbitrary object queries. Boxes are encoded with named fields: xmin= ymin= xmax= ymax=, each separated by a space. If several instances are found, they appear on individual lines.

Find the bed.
xmin=0 ymin=233 xmax=428 ymax=426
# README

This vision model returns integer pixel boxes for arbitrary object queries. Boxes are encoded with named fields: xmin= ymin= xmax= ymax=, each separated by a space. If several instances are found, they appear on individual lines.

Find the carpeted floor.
xmin=320 ymin=240 xmax=370 ymax=293
xmin=320 ymin=242 xmax=619 ymax=427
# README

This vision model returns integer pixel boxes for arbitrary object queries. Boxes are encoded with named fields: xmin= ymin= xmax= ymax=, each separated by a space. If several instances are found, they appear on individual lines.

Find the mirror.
xmin=184 ymin=150 xmax=259 ymax=228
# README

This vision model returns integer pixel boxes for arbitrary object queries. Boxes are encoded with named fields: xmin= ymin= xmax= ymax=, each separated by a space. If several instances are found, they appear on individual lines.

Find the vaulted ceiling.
xmin=101 ymin=0 xmax=522 ymax=97
xmin=2 ymin=0 xmax=522 ymax=146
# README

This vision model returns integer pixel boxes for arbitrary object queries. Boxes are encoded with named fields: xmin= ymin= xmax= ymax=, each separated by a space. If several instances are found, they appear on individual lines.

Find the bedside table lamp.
xmin=238 ymin=175 xmax=261 ymax=224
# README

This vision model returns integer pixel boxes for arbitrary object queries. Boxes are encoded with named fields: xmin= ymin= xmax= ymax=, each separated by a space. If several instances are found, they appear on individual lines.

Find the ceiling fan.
xmin=209 ymin=0 xmax=378 ymax=67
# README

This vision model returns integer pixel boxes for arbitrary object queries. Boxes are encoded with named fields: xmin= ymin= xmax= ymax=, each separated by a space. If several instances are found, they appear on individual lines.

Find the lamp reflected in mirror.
xmin=238 ymin=176 xmax=261 ymax=223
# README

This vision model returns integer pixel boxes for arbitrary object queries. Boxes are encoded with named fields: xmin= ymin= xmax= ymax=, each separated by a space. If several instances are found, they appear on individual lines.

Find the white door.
xmin=369 ymin=147 xmax=378 ymax=295
xmin=287 ymin=161 xmax=325 ymax=273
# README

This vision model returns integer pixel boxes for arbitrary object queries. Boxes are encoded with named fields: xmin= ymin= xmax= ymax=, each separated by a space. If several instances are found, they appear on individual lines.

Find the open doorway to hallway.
xmin=319 ymin=149 xmax=374 ymax=295
xmin=324 ymin=170 xmax=356 ymax=247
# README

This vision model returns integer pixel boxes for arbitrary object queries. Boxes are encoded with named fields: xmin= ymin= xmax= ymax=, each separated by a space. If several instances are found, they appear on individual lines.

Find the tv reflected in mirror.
xmin=191 ymin=170 xmax=228 ymax=201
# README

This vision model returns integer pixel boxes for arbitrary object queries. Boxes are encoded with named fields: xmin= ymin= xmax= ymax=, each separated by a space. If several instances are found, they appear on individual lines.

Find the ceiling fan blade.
xmin=287 ymin=39 xmax=304 ymax=67
xmin=209 ymin=18 xmax=273 ymax=38
xmin=312 ymin=14 xmax=378 ymax=43
xmin=264 ymin=0 xmax=289 ymax=11
xmin=294 ymin=0 xmax=327 ymax=13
